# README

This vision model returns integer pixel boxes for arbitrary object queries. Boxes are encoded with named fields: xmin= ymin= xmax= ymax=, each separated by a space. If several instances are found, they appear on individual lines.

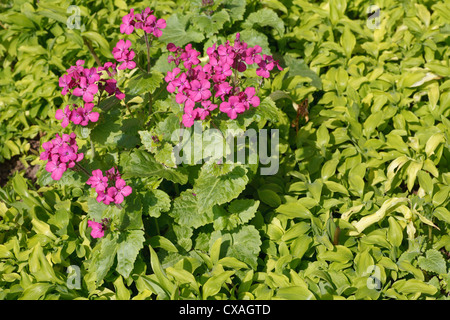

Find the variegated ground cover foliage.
xmin=0 ymin=0 xmax=449 ymax=300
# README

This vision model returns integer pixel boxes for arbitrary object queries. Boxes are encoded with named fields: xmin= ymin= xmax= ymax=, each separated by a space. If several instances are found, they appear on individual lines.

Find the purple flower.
xmin=86 ymin=169 xmax=108 ymax=192
xmin=58 ymin=145 xmax=78 ymax=163
xmin=180 ymin=44 xmax=200 ymax=69
xmin=245 ymin=45 xmax=262 ymax=65
xmin=189 ymin=79 xmax=211 ymax=102
xmin=70 ymin=108 xmax=84 ymax=125
xmin=78 ymin=103 xmax=99 ymax=126
xmin=182 ymin=107 xmax=197 ymax=127
xmin=165 ymin=67 xmax=181 ymax=93
xmin=113 ymin=179 xmax=133 ymax=204
xmin=220 ymin=96 xmax=246 ymax=120
xmin=72 ymin=77 xmax=98 ymax=103
xmin=214 ymin=82 xmax=232 ymax=101
xmin=83 ymin=67 xmax=100 ymax=84
xmin=143 ymin=15 xmax=166 ymax=37
xmin=55 ymin=105 xmax=72 ymax=128
xmin=45 ymin=155 xmax=67 ymax=181
xmin=112 ymin=39 xmax=132 ymax=61
xmin=87 ymin=220 xmax=104 ymax=238
xmin=120 ymin=9 xmax=135 ymax=34
xmin=59 ymin=74 xmax=73 ymax=95
xmin=240 ymin=87 xmax=260 ymax=110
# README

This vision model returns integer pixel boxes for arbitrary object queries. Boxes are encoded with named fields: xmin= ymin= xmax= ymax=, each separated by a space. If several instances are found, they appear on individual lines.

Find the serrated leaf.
xmin=193 ymin=163 xmax=249 ymax=213
xmin=418 ymin=249 xmax=447 ymax=275
xmin=122 ymin=149 xmax=188 ymax=184
xmin=223 ymin=0 xmax=246 ymax=21
xmin=127 ymin=72 xmax=164 ymax=96
xmin=142 ymin=189 xmax=171 ymax=218
xmin=159 ymin=13 xmax=204 ymax=46
xmin=116 ymin=230 xmax=145 ymax=278
xmin=193 ymin=10 xmax=229 ymax=37
xmin=169 ymin=189 xmax=213 ymax=229
xmin=88 ymin=233 xmax=119 ymax=283
xmin=210 ymin=225 xmax=262 ymax=269
xmin=242 ymin=8 xmax=284 ymax=36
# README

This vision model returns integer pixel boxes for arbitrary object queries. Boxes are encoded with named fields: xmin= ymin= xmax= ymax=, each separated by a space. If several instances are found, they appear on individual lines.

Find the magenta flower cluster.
xmin=112 ymin=8 xmax=167 ymax=71
xmin=86 ymin=167 xmax=132 ymax=205
xmin=165 ymin=33 xmax=282 ymax=126
xmin=40 ymin=133 xmax=84 ymax=181
xmin=119 ymin=7 xmax=166 ymax=37
xmin=55 ymin=103 xmax=99 ymax=128
xmin=58 ymin=60 xmax=125 ymax=103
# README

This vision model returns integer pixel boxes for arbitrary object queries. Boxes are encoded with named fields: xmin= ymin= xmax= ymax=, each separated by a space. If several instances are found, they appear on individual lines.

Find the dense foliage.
xmin=0 ymin=0 xmax=449 ymax=300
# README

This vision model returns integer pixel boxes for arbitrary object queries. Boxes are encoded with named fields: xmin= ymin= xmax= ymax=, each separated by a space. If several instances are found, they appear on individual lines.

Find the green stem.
xmin=144 ymin=33 xmax=151 ymax=74
xmin=74 ymin=162 xmax=91 ymax=177
xmin=83 ymin=37 xmax=102 ymax=66
xmin=90 ymin=139 xmax=95 ymax=161
xmin=154 ymin=217 xmax=160 ymax=235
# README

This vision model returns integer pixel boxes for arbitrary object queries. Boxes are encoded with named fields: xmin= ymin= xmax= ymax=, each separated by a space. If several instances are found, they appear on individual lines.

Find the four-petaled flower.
xmin=87 ymin=220 xmax=105 ymax=238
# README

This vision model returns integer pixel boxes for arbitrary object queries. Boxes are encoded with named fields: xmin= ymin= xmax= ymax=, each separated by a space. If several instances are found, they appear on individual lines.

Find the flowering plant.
xmin=36 ymin=3 xmax=288 ymax=293
xmin=165 ymin=34 xmax=282 ymax=126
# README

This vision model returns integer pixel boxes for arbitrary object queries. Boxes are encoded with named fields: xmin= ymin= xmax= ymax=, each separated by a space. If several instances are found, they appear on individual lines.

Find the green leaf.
xmin=193 ymin=163 xmax=249 ymax=213
xmin=202 ymin=271 xmax=235 ymax=299
xmin=316 ymin=124 xmax=330 ymax=148
xmin=19 ymin=283 xmax=54 ymax=300
xmin=349 ymin=198 xmax=408 ymax=236
xmin=82 ymin=31 xmax=112 ymax=59
xmin=433 ymin=207 xmax=450 ymax=224
xmin=193 ymin=10 xmax=229 ymax=37
xmin=275 ymin=286 xmax=315 ymax=300
xmin=324 ymin=180 xmax=349 ymax=196
xmin=418 ymin=249 xmax=447 ymax=275
xmin=340 ymin=26 xmax=356 ymax=58
xmin=276 ymin=202 xmax=312 ymax=219
xmin=417 ymin=171 xmax=433 ymax=196
xmin=242 ymin=8 xmax=284 ymax=36
xmin=284 ymin=55 xmax=322 ymax=89
xmin=318 ymin=245 xmax=353 ymax=263
xmin=116 ymin=230 xmax=145 ymax=278
xmin=114 ymin=275 xmax=131 ymax=300
xmin=218 ymin=257 xmax=249 ymax=269
xmin=387 ymin=217 xmax=403 ymax=247
xmin=214 ymin=199 xmax=260 ymax=231
xmin=362 ymin=111 xmax=383 ymax=138
xmin=425 ymin=133 xmax=445 ymax=157
xmin=122 ymin=149 xmax=188 ymax=184
xmin=159 ymin=13 xmax=204 ymax=46
xmin=321 ymin=159 xmax=339 ymax=180
xmin=392 ymin=279 xmax=437 ymax=296
xmin=127 ymin=72 xmax=164 ymax=96
xmin=257 ymin=189 xmax=281 ymax=207
xmin=142 ymin=189 xmax=171 ymax=218
xmin=222 ymin=0 xmax=246 ymax=21
xmin=406 ymin=161 xmax=423 ymax=192
xmin=149 ymin=246 xmax=176 ymax=296
xmin=149 ymin=236 xmax=178 ymax=253
xmin=88 ymin=232 xmax=119 ymax=283
xmin=169 ymin=189 xmax=213 ymax=229
xmin=210 ymin=225 xmax=262 ymax=269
